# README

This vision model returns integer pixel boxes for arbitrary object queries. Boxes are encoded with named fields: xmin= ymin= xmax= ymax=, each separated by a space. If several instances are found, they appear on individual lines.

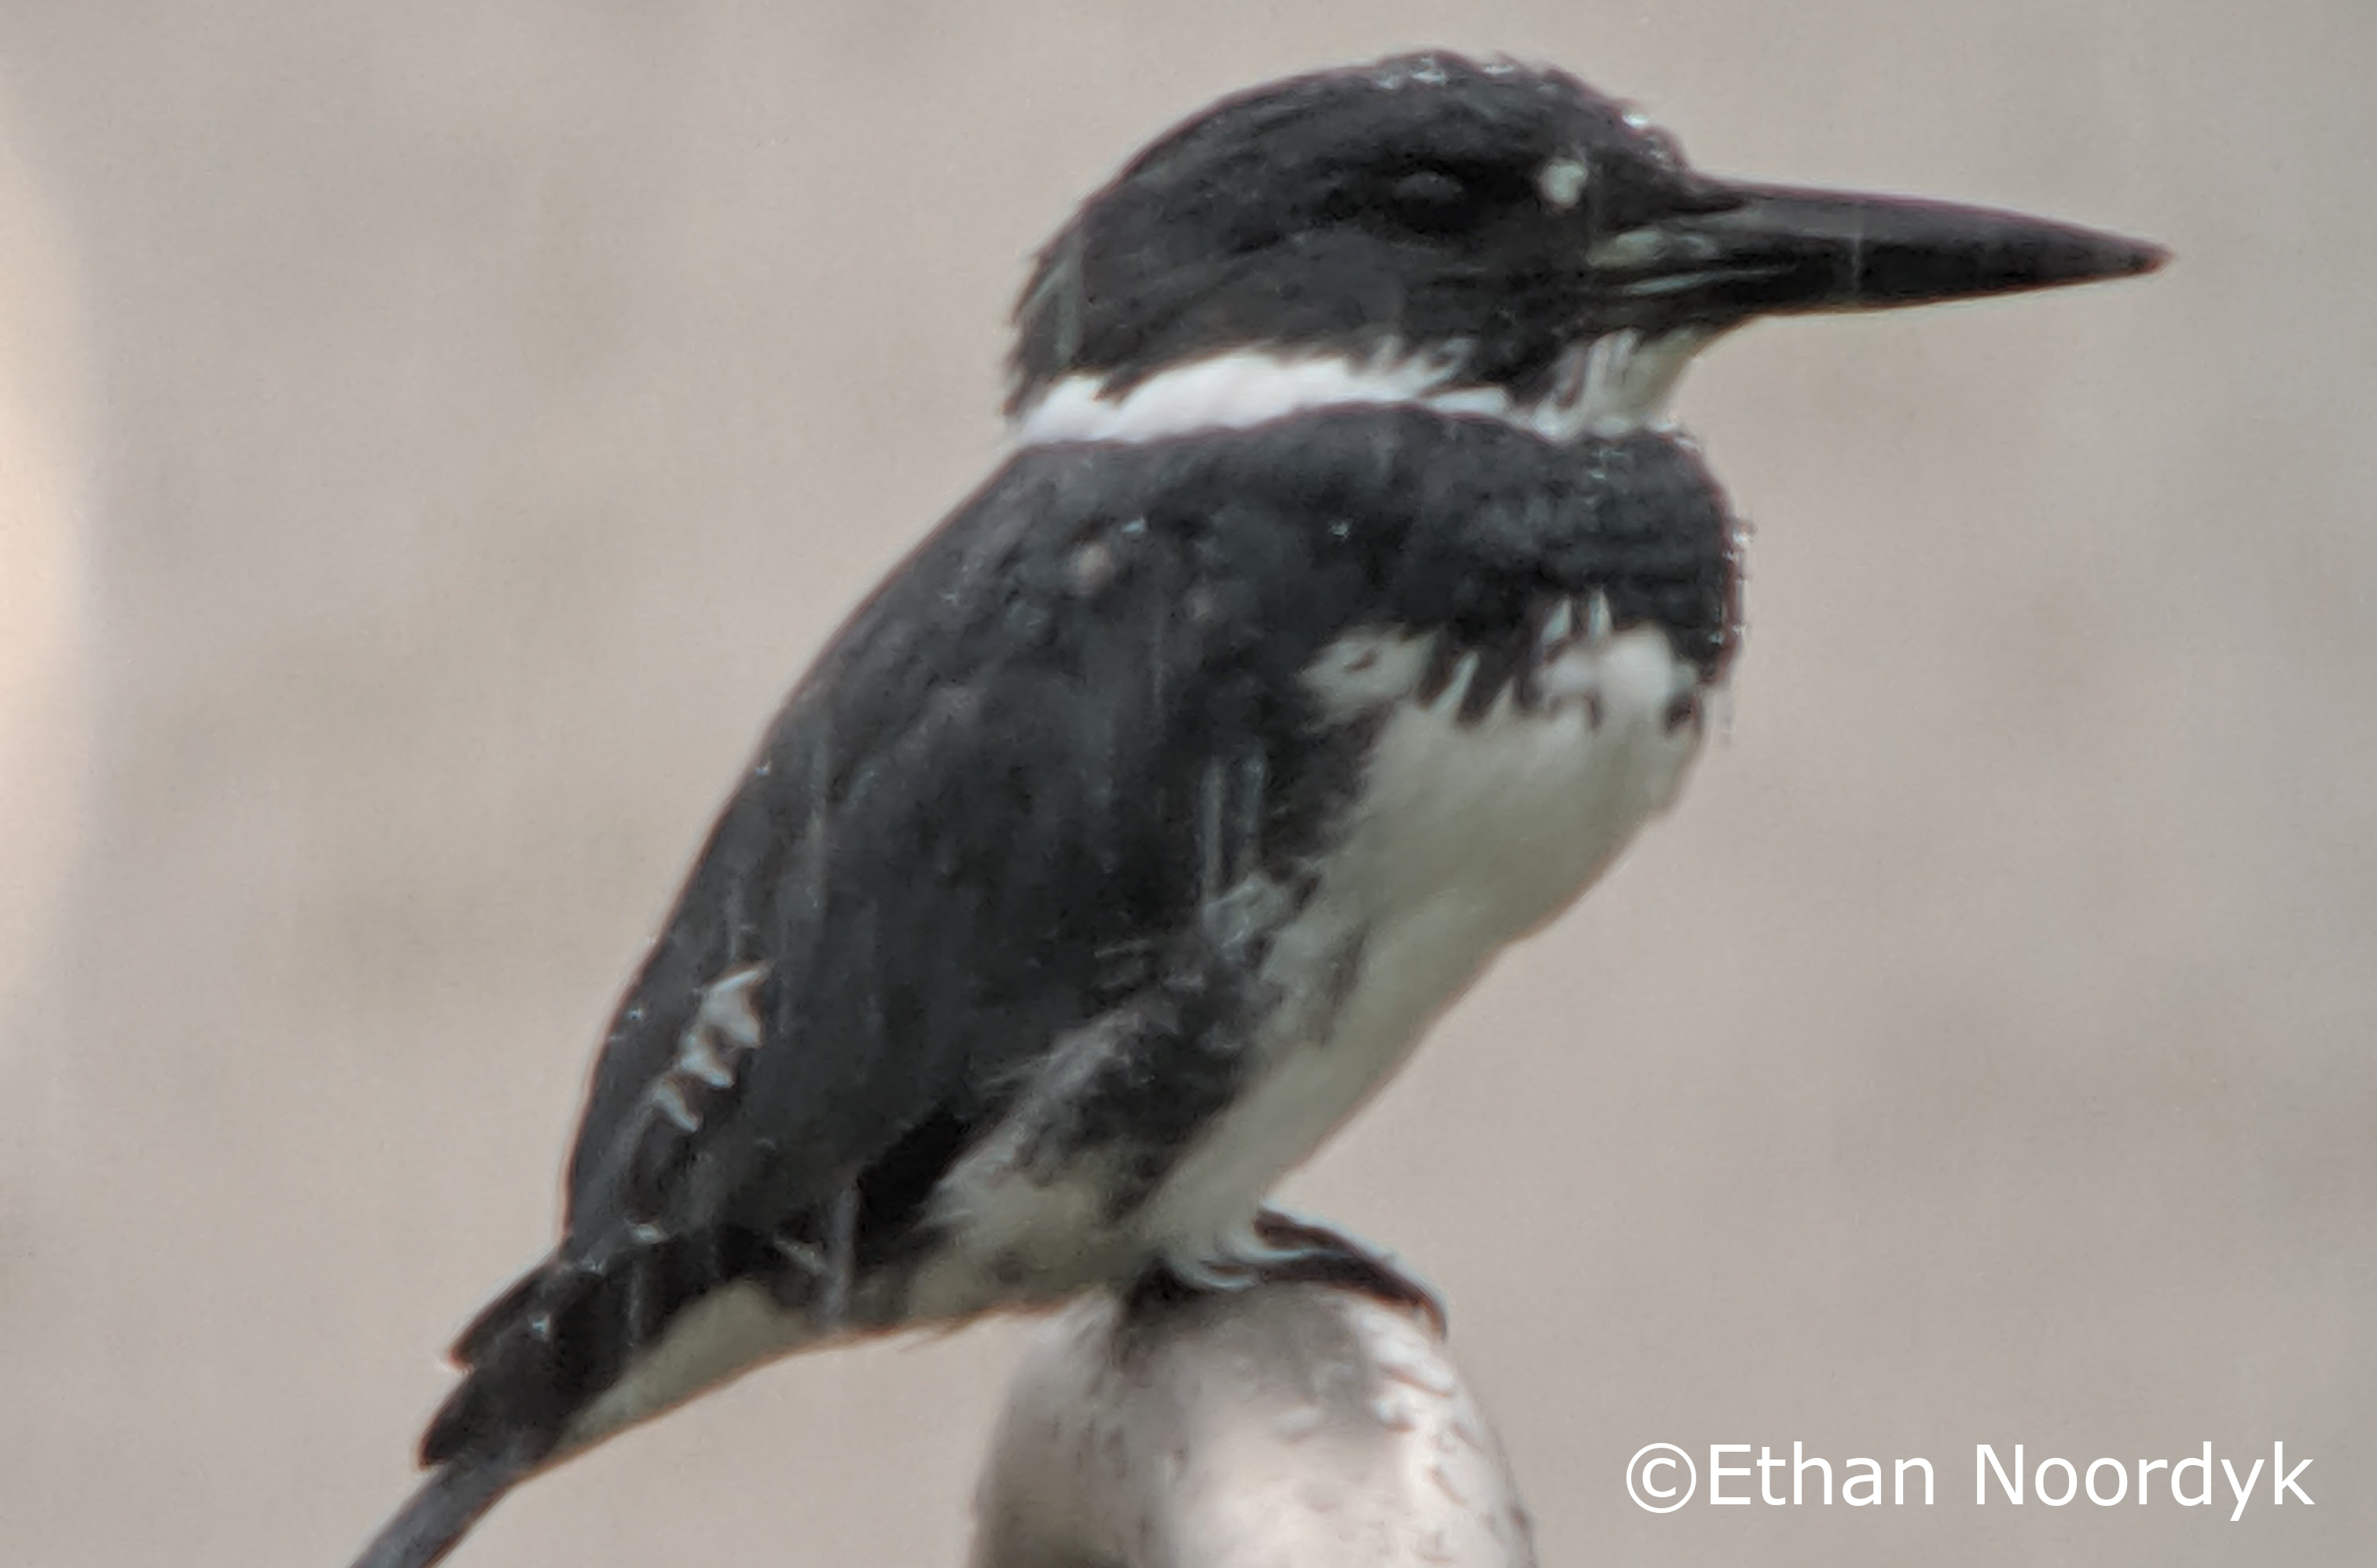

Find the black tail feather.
xmin=421 ymin=1228 xmax=794 ymax=1467
xmin=383 ymin=1225 xmax=821 ymax=1562
xmin=446 ymin=1267 xmax=543 ymax=1367
xmin=347 ymin=1441 xmax=542 ymax=1568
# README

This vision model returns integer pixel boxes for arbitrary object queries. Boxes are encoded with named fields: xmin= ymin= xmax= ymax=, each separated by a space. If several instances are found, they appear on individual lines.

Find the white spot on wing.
xmin=696 ymin=964 xmax=766 ymax=1048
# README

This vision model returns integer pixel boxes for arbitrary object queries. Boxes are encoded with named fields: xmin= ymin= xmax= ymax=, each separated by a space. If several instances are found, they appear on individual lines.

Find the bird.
xmin=347 ymin=50 xmax=2161 ymax=1568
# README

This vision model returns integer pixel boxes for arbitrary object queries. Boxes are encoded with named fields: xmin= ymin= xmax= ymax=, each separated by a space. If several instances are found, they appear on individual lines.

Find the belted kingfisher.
xmin=349 ymin=51 xmax=2160 ymax=1567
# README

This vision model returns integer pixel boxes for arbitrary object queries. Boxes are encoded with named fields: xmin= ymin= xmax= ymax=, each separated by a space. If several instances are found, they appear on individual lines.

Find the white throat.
xmin=1010 ymin=329 xmax=1712 ymax=450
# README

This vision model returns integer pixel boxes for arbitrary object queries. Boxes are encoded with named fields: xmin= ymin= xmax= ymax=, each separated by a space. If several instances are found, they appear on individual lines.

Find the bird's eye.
xmin=1381 ymin=169 xmax=1485 ymax=234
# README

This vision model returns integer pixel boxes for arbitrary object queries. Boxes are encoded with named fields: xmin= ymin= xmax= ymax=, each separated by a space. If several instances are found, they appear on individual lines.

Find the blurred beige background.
xmin=0 ymin=2 xmax=2368 ymax=1565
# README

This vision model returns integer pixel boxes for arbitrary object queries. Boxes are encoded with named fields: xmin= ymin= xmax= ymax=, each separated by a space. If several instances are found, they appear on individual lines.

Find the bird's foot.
xmin=1131 ymin=1206 xmax=1446 ymax=1334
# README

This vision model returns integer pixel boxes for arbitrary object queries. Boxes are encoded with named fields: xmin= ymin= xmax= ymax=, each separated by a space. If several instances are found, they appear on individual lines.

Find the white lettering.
xmin=1708 ymin=1445 xmax=1751 ymax=1505
xmin=2173 ymin=1442 xmax=2212 ymax=1506
xmin=2222 ymin=1455 xmax=2264 ymax=1522
xmin=2035 ymin=1457 xmax=2077 ymax=1507
xmin=1842 ymin=1458 xmax=1881 ymax=1507
xmin=2085 ymin=1458 xmax=2128 ymax=1505
xmin=1896 ymin=1456 xmax=1934 ymax=1505
xmin=1976 ymin=1444 xmax=2022 ymax=1504
xmin=2272 ymin=1441 xmax=2313 ymax=1507
xmin=1793 ymin=1441 xmax=1831 ymax=1505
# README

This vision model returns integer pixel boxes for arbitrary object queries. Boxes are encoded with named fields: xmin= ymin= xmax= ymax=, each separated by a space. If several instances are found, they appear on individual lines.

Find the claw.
xmin=1161 ymin=1250 xmax=1259 ymax=1293
xmin=1257 ymin=1208 xmax=1448 ymax=1335
xmin=1136 ymin=1209 xmax=1446 ymax=1334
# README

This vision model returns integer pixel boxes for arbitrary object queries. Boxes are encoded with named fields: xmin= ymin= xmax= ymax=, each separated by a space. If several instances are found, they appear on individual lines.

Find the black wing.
xmin=415 ymin=426 xmax=1383 ymax=1478
xmin=560 ymin=442 xmax=1376 ymax=1265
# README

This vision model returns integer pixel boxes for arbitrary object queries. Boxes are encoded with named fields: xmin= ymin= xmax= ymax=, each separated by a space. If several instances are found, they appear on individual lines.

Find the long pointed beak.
xmin=1590 ymin=182 xmax=2166 ymax=320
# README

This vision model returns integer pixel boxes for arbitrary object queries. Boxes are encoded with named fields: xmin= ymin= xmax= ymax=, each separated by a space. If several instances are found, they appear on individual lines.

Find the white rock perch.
xmin=971 ymin=1283 xmax=1538 ymax=1568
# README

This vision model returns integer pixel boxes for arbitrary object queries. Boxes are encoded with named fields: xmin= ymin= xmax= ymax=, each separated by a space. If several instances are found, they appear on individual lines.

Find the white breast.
xmin=1137 ymin=620 xmax=1711 ymax=1270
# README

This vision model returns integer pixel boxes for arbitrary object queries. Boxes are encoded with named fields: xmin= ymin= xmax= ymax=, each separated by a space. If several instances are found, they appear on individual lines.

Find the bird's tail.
xmin=345 ymin=1439 xmax=542 ymax=1568
xmin=346 ymin=1233 xmax=824 ymax=1567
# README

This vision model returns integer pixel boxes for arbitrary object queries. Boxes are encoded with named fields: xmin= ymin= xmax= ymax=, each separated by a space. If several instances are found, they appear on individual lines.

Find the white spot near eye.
xmin=1538 ymin=156 xmax=1590 ymax=210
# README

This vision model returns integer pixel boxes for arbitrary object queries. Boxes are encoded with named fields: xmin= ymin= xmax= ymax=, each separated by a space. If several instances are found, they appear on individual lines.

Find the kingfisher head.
xmin=1008 ymin=52 xmax=2162 ymax=444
